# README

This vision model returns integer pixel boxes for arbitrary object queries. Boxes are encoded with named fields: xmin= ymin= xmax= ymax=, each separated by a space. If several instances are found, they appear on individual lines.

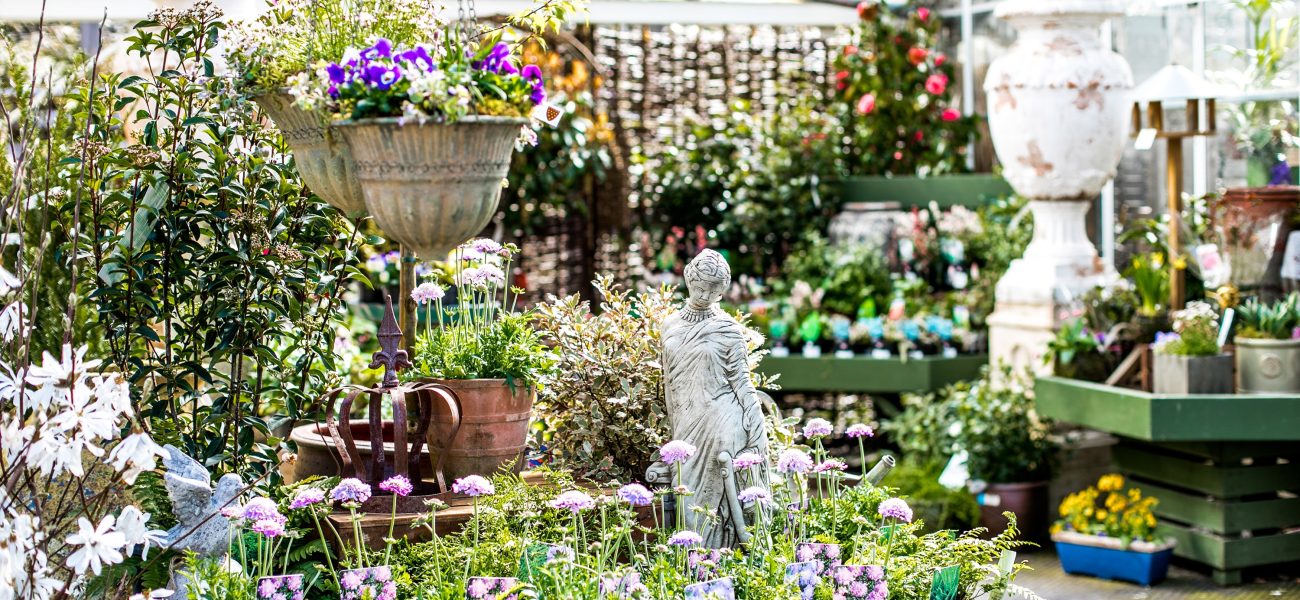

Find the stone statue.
xmin=162 ymin=444 xmax=242 ymax=555
xmin=648 ymin=249 xmax=772 ymax=547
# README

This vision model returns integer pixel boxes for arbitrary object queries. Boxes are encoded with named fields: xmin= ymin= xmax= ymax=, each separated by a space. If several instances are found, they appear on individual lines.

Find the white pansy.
xmin=65 ymin=515 xmax=126 ymax=576
xmin=110 ymin=433 xmax=169 ymax=485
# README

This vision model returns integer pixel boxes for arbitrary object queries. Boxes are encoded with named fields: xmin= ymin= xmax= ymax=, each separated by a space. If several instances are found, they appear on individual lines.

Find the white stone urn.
xmin=984 ymin=0 xmax=1133 ymax=370
xmin=253 ymin=93 xmax=367 ymax=217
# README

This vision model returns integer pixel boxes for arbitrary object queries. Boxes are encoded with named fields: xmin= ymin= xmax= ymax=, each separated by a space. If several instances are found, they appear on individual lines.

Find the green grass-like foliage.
xmin=1235 ymin=293 xmax=1300 ymax=340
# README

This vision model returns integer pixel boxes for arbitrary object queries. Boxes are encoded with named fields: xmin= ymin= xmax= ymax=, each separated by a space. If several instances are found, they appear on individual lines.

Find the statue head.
xmin=684 ymin=249 xmax=731 ymax=308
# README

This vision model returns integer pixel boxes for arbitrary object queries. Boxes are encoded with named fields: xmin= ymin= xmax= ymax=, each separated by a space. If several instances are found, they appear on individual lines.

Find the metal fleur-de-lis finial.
xmin=370 ymin=294 xmax=410 ymax=388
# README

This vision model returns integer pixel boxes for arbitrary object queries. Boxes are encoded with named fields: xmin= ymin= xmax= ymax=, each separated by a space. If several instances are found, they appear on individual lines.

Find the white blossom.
xmin=65 ymin=515 xmax=126 ymax=576
xmin=115 ymin=506 xmax=168 ymax=560
xmin=110 ymin=432 xmax=169 ymax=485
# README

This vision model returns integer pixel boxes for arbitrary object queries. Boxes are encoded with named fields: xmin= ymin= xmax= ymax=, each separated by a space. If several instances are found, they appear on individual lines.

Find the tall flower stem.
xmin=384 ymin=493 xmax=398 ymax=565
xmin=309 ymin=510 xmax=340 ymax=590
xmin=349 ymin=506 xmax=365 ymax=568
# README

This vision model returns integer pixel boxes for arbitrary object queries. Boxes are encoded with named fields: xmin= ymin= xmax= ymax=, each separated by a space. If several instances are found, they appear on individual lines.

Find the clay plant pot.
xmin=978 ymin=480 xmax=1049 ymax=544
xmin=423 ymin=378 xmax=534 ymax=482
xmin=252 ymin=92 xmax=366 ymax=216
xmin=332 ymin=117 xmax=526 ymax=260
xmin=287 ymin=420 xmax=434 ymax=484
xmin=1235 ymin=337 xmax=1300 ymax=394
xmin=1214 ymin=186 xmax=1300 ymax=294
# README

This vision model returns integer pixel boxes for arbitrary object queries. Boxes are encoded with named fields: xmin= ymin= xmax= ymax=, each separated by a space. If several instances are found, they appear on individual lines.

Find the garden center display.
xmin=5 ymin=0 xmax=1300 ymax=597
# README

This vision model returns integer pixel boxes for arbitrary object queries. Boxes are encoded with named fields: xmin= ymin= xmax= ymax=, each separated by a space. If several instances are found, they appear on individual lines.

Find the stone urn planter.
xmin=1152 ymin=353 xmax=1234 ymax=394
xmin=332 ymin=117 xmax=526 ymax=259
xmin=423 ymin=378 xmax=534 ymax=482
xmin=252 ymin=93 xmax=366 ymax=216
xmin=1213 ymin=186 xmax=1300 ymax=294
xmin=1235 ymin=338 xmax=1300 ymax=394
xmin=1053 ymin=530 xmax=1175 ymax=586
xmin=983 ymin=0 xmax=1134 ymax=306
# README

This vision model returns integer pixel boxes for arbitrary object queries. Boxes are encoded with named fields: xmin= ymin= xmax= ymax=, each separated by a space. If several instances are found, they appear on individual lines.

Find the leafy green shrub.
xmin=887 ymin=459 xmax=981 ymax=532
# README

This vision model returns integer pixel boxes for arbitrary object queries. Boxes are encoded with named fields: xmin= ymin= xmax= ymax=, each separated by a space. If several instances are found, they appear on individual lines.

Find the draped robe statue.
xmin=648 ymin=249 xmax=771 ymax=547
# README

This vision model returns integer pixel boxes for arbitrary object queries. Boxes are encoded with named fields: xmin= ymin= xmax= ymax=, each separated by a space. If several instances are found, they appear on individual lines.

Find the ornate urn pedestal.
xmin=983 ymin=0 xmax=1134 ymax=371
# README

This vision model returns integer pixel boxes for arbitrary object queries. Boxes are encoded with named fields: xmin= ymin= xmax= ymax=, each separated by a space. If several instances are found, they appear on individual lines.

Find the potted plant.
xmin=404 ymin=239 xmax=555 ymax=482
xmin=1045 ymin=318 xmax=1111 ymax=383
xmin=225 ymin=0 xmax=452 ymax=216
xmin=1152 ymin=301 xmax=1233 ymax=394
xmin=1126 ymin=252 xmax=1171 ymax=341
xmin=1233 ymin=293 xmax=1300 ymax=393
xmin=1052 ymin=474 xmax=1175 ymax=586
xmin=950 ymin=369 xmax=1057 ymax=542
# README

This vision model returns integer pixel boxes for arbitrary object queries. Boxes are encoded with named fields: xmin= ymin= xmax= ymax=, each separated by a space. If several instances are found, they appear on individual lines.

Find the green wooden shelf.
xmin=1034 ymin=376 xmax=1300 ymax=585
xmin=839 ymin=174 xmax=1013 ymax=209
xmin=756 ymin=354 xmax=987 ymax=394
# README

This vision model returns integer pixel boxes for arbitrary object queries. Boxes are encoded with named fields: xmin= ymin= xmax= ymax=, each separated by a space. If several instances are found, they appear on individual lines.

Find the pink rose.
xmin=941 ymin=108 xmax=960 ymax=121
xmin=917 ymin=7 xmax=930 ymax=21
xmin=925 ymin=73 xmax=948 ymax=95
xmin=856 ymin=93 xmax=876 ymax=115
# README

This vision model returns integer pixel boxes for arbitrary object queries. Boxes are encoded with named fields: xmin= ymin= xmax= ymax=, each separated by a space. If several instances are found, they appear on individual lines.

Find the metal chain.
xmin=456 ymin=0 xmax=467 ymax=46
xmin=466 ymin=0 xmax=477 ymax=38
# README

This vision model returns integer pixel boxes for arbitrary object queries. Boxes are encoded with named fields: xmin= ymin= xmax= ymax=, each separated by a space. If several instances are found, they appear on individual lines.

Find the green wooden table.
xmin=1036 ymin=376 xmax=1300 ymax=585
xmin=756 ymin=355 xmax=987 ymax=394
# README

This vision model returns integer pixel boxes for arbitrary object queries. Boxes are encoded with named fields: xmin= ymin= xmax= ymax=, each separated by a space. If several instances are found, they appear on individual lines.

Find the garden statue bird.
xmin=161 ymin=444 xmax=243 ymax=556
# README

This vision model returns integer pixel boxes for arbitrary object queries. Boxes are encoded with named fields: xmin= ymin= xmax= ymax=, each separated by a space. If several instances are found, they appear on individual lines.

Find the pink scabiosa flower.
xmin=856 ymin=93 xmax=876 ymax=115
xmin=925 ymin=73 xmax=949 ymax=95
xmin=878 ymin=497 xmax=913 ymax=523
xmin=548 ymin=490 xmax=596 ymax=513
xmin=289 ymin=488 xmax=326 ymax=510
xmin=659 ymin=440 xmax=697 ymax=465
xmin=410 ymin=282 xmax=445 ymax=305
xmin=846 ymin=424 xmax=874 ymax=438
xmin=241 ymin=497 xmax=284 ymax=523
xmin=803 ymin=418 xmax=833 ymax=439
xmin=814 ymin=459 xmax=848 ymax=473
xmin=379 ymin=475 xmax=413 ymax=497
xmin=617 ymin=483 xmax=654 ymax=507
xmin=777 ymin=449 xmax=814 ymax=474
xmin=251 ymin=518 xmax=287 ymax=538
xmin=668 ymin=530 xmax=703 ymax=547
xmin=737 ymin=486 xmax=773 ymax=507
xmin=330 ymin=478 xmax=373 ymax=506
xmin=452 ymin=475 xmax=495 ymax=497
xmin=732 ymin=452 xmax=765 ymax=470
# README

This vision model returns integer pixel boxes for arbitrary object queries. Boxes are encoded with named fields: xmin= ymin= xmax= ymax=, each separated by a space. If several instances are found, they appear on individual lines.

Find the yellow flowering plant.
xmin=1053 ymin=474 xmax=1159 ymax=544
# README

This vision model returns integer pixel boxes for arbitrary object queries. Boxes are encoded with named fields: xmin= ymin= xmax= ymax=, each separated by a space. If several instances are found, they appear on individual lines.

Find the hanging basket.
xmin=333 ymin=116 xmax=526 ymax=260
xmin=252 ymin=93 xmax=367 ymax=216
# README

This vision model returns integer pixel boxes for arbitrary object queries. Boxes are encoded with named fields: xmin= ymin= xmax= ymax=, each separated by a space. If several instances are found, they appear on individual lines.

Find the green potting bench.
xmin=756 ymin=355 xmax=987 ymax=395
xmin=1035 ymin=376 xmax=1300 ymax=585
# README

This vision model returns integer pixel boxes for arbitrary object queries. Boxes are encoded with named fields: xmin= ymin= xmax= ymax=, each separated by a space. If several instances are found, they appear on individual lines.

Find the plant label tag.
xmin=938 ymin=450 xmax=969 ymax=490
xmin=870 ymin=348 xmax=892 ymax=359
xmin=1281 ymin=231 xmax=1300 ymax=280
xmin=942 ymin=346 xmax=958 ymax=358
xmin=929 ymin=565 xmax=961 ymax=600
xmin=532 ymin=102 xmax=563 ymax=127
xmin=684 ymin=578 xmax=735 ymax=600
xmin=835 ymin=349 xmax=855 ymax=359
xmin=1218 ymin=307 xmax=1235 ymax=349
xmin=1196 ymin=244 xmax=1229 ymax=287
xmin=771 ymin=345 xmax=790 ymax=357
xmin=784 ymin=561 xmax=820 ymax=599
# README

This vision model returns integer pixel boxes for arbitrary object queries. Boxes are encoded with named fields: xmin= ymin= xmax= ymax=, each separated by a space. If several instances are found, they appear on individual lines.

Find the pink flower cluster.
xmin=659 ymin=440 xmax=697 ymax=465
xmin=330 ymin=478 xmax=373 ymax=506
xmin=452 ymin=474 xmax=495 ymax=497
xmin=548 ymin=490 xmax=596 ymax=514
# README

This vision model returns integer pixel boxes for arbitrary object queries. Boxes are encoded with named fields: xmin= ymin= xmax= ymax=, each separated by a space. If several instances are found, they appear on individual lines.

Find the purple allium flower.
xmin=878 ymin=497 xmax=913 ymax=523
xmin=379 ymin=475 xmax=413 ymax=497
xmin=814 ymin=459 xmax=848 ymax=473
xmin=330 ymin=478 xmax=373 ymax=505
xmin=776 ymin=448 xmax=813 ymax=474
xmin=659 ymin=440 xmax=697 ymax=465
xmin=668 ymin=530 xmax=703 ymax=547
xmin=732 ymin=452 xmax=765 ymax=470
xmin=289 ymin=488 xmax=326 ymax=510
xmin=251 ymin=518 xmax=286 ymax=538
xmin=845 ymin=424 xmax=874 ymax=439
xmin=548 ymin=490 xmax=596 ymax=513
xmin=737 ymin=486 xmax=772 ymax=506
xmin=802 ymin=418 xmax=833 ymax=439
xmin=617 ymin=483 xmax=654 ymax=507
xmin=452 ymin=475 xmax=495 ymax=497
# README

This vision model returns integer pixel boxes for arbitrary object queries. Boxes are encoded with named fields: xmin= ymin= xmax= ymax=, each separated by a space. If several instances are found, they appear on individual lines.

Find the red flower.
xmin=935 ymin=52 xmax=947 ymax=67
xmin=261 ymin=248 xmax=270 ymax=256
xmin=835 ymin=70 xmax=850 ymax=90
xmin=917 ymin=7 xmax=930 ymax=21
xmin=907 ymin=47 xmax=928 ymax=66
xmin=914 ymin=130 xmax=924 ymax=142
xmin=856 ymin=93 xmax=876 ymax=115
xmin=925 ymin=73 xmax=948 ymax=95
xmin=856 ymin=1 xmax=877 ymax=20
xmin=941 ymin=108 xmax=961 ymax=121
xmin=844 ymin=45 xmax=858 ymax=57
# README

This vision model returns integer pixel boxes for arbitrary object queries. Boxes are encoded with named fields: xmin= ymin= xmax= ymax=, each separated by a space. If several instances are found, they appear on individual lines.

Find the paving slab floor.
xmin=1015 ymin=551 xmax=1300 ymax=600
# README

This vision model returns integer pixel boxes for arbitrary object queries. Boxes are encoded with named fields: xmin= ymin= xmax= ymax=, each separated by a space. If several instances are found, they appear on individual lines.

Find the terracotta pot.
xmin=424 ymin=378 xmax=534 ymax=482
xmin=287 ymin=420 xmax=434 ymax=484
xmin=1214 ymin=186 xmax=1299 ymax=293
xmin=252 ymin=92 xmax=366 ymax=216
xmin=333 ymin=117 xmax=526 ymax=259
xmin=978 ymin=480 xmax=1050 ymax=544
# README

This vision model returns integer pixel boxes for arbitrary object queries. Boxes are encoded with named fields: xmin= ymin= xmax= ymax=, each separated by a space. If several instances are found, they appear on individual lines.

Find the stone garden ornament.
xmin=162 ymin=444 xmax=243 ymax=556
xmin=649 ymin=249 xmax=772 ymax=547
